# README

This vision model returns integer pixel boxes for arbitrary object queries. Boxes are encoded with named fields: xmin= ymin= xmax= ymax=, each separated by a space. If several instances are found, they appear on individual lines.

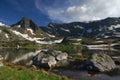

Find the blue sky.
xmin=0 ymin=0 xmax=120 ymax=26
xmin=0 ymin=0 xmax=51 ymax=26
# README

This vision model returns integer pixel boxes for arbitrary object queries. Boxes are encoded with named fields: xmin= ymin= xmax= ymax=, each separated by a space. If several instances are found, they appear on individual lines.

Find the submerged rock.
xmin=86 ymin=53 xmax=116 ymax=72
xmin=32 ymin=50 xmax=68 ymax=68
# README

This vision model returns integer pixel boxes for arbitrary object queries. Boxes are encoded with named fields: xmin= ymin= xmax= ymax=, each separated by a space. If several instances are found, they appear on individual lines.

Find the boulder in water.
xmin=86 ymin=53 xmax=116 ymax=72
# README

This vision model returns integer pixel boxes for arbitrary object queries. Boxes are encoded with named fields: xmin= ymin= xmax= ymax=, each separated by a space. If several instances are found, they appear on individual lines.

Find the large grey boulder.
xmin=41 ymin=55 xmax=57 ymax=68
xmin=86 ymin=53 xmax=116 ymax=72
xmin=53 ymin=51 xmax=68 ymax=61
xmin=32 ymin=50 xmax=68 ymax=68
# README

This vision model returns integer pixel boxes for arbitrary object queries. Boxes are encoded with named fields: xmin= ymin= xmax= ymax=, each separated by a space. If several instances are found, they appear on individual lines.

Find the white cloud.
xmin=35 ymin=0 xmax=120 ymax=22
xmin=0 ymin=22 xmax=5 ymax=26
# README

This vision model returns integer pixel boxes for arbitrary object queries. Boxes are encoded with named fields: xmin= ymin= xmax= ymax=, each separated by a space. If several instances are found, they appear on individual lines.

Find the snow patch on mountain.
xmin=5 ymin=34 xmax=9 ymax=39
xmin=74 ymin=25 xmax=84 ymax=29
xmin=12 ymin=30 xmax=30 ymax=40
xmin=47 ymin=33 xmax=55 ymax=37
xmin=61 ymin=28 xmax=70 ymax=32
xmin=104 ymin=35 xmax=110 ymax=38
xmin=49 ymin=24 xmax=54 ymax=27
xmin=35 ymin=39 xmax=63 ymax=44
xmin=108 ymin=24 xmax=120 ymax=30
xmin=53 ymin=39 xmax=63 ymax=43
xmin=86 ymin=44 xmax=109 ymax=50
xmin=11 ymin=30 xmax=43 ymax=41
xmin=11 ymin=30 xmax=63 ymax=44
xmin=95 ymin=41 xmax=104 ymax=43
xmin=17 ymin=25 xmax=21 ymax=28
xmin=26 ymin=28 xmax=35 ymax=35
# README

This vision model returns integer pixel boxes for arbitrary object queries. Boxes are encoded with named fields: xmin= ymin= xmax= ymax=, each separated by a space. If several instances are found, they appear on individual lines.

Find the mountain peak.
xmin=21 ymin=17 xmax=30 ymax=21
xmin=12 ymin=17 xmax=39 ymax=31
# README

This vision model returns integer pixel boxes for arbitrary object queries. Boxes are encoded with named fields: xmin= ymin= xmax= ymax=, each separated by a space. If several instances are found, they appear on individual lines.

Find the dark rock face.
xmin=20 ymin=17 xmax=30 ymax=29
xmin=12 ymin=17 xmax=39 ymax=31
xmin=11 ymin=17 xmax=49 ymax=38
xmin=32 ymin=50 xmax=68 ymax=68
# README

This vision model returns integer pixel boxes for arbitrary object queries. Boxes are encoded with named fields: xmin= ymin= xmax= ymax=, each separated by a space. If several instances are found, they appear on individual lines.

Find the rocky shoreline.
xmin=0 ymin=49 xmax=120 ymax=80
xmin=31 ymin=50 xmax=118 ymax=72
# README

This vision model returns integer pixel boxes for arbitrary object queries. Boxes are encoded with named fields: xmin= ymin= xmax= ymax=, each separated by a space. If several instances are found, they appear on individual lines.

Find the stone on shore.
xmin=32 ymin=50 xmax=68 ymax=68
xmin=86 ymin=53 xmax=116 ymax=72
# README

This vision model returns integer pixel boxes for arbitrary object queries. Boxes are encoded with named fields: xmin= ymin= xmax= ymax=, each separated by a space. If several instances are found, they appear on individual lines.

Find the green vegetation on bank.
xmin=41 ymin=43 xmax=86 ymax=54
xmin=81 ymin=38 xmax=94 ymax=44
xmin=0 ymin=40 xmax=40 ymax=49
xmin=53 ymin=43 xmax=84 ymax=54
xmin=40 ymin=37 xmax=87 ymax=54
xmin=0 ymin=66 xmax=71 ymax=80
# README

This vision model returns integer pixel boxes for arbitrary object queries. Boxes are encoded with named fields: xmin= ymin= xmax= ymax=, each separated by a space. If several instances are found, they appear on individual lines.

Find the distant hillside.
xmin=0 ymin=17 xmax=120 ymax=45
xmin=41 ymin=17 xmax=120 ymax=39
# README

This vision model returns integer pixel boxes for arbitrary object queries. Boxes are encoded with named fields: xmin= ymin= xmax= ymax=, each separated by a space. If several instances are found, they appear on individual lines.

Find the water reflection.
xmin=0 ymin=48 xmax=41 ymax=65
xmin=88 ymin=49 xmax=120 ymax=56
xmin=0 ymin=48 xmax=120 ymax=65
xmin=55 ymin=69 xmax=120 ymax=80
